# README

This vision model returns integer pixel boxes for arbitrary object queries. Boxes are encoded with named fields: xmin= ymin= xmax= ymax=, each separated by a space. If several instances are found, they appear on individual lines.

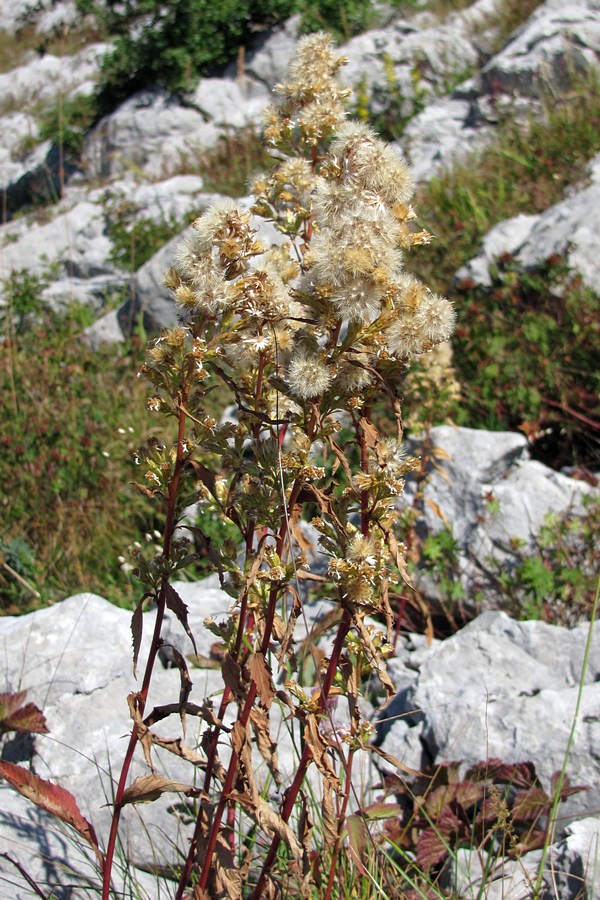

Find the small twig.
xmin=0 ymin=560 xmax=41 ymax=599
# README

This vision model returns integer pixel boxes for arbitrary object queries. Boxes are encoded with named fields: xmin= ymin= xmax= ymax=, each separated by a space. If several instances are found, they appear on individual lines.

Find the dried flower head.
xmin=287 ymin=349 xmax=333 ymax=400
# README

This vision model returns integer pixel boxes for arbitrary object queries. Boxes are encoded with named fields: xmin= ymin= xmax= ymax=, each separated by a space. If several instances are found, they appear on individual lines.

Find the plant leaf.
xmin=0 ymin=692 xmax=48 ymax=735
xmin=249 ymin=651 xmax=275 ymax=709
xmin=164 ymin=583 xmax=197 ymax=656
xmin=0 ymin=760 xmax=102 ymax=865
xmin=121 ymin=773 xmax=202 ymax=805
xmin=346 ymin=814 xmax=368 ymax=875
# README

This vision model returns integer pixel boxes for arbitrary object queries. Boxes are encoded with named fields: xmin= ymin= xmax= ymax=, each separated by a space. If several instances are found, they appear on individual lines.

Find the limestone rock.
xmin=379 ymin=611 xmax=600 ymax=824
xmin=402 ymin=425 xmax=595 ymax=614
xmin=456 ymin=154 xmax=600 ymax=294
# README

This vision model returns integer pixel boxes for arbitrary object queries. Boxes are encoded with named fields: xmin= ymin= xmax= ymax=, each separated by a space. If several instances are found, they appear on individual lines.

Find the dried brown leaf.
xmin=250 ymin=652 xmax=275 ymax=709
xmin=250 ymin=707 xmax=281 ymax=786
xmin=121 ymin=773 xmax=202 ymax=805
xmin=127 ymin=692 xmax=154 ymax=771
xmin=165 ymin=582 xmax=198 ymax=656
xmin=304 ymin=715 xmax=340 ymax=791
xmin=222 ymin=653 xmax=246 ymax=701
xmin=321 ymin=781 xmax=338 ymax=848
xmin=354 ymin=615 xmax=396 ymax=700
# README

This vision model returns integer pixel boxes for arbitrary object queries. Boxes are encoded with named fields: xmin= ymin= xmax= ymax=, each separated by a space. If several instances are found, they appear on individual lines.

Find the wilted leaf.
xmin=127 ymin=692 xmax=154 ymax=771
xmin=304 ymin=715 xmax=340 ymax=790
xmin=0 ymin=692 xmax=48 ymax=735
xmin=222 ymin=652 xmax=245 ymax=701
xmin=250 ymin=707 xmax=281 ymax=786
xmin=131 ymin=591 xmax=152 ymax=677
xmin=321 ymin=781 xmax=338 ymax=849
xmin=164 ymin=583 xmax=197 ymax=656
xmin=0 ymin=760 xmax=103 ymax=867
xmin=365 ymin=743 xmax=421 ymax=777
xmin=424 ymin=497 xmax=449 ymax=527
xmin=250 ymin=652 xmax=275 ymax=709
xmin=121 ymin=773 xmax=202 ymax=805
xmin=346 ymin=814 xmax=367 ymax=875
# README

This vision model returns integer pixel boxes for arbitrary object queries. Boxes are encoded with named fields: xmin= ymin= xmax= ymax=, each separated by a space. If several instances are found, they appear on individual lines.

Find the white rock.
xmin=187 ymin=76 xmax=271 ymax=129
xmin=480 ymin=0 xmax=600 ymax=96
xmin=83 ymin=88 xmax=220 ymax=180
xmin=0 ymin=43 xmax=109 ymax=111
xmin=456 ymin=158 xmax=600 ymax=294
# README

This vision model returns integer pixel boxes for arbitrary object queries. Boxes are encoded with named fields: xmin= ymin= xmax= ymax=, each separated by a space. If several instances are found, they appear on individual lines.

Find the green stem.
xmin=533 ymin=574 xmax=599 ymax=897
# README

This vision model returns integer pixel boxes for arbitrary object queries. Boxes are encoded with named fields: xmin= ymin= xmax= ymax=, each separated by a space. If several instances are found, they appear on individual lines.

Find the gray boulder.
xmin=456 ymin=154 xmax=600 ymax=294
xmin=0 ymin=43 xmax=108 ymax=112
xmin=0 ymin=581 xmax=377 ymax=897
xmin=83 ymin=75 xmax=269 ymax=181
xmin=401 ymin=0 xmax=600 ymax=181
xmin=479 ymin=0 xmax=600 ymax=97
xmin=0 ymin=199 xmax=114 ymax=282
xmin=402 ymin=425 xmax=595 ymax=616
xmin=380 ymin=610 xmax=600 ymax=822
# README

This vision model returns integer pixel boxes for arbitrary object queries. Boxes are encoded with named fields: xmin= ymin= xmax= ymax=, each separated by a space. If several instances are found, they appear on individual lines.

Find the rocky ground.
xmin=1 ymin=0 xmax=599 ymax=897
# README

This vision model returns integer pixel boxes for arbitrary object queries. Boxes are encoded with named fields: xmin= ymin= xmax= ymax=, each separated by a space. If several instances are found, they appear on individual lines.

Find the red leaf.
xmin=416 ymin=826 xmax=449 ymax=870
xmin=0 ymin=760 xmax=103 ymax=867
xmin=0 ymin=691 xmax=49 ymax=735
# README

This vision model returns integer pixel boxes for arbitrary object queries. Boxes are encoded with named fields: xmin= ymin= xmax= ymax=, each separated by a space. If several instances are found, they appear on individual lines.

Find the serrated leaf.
xmin=250 ymin=651 xmax=275 ymax=709
xmin=2 ymin=702 xmax=49 ymax=735
xmin=164 ymin=583 xmax=198 ymax=656
xmin=416 ymin=826 xmax=449 ymax=870
xmin=0 ymin=691 xmax=48 ymax=735
xmin=121 ymin=773 xmax=202 ymax=805
xmin=0 ymin=760 xmax=102 ymax=866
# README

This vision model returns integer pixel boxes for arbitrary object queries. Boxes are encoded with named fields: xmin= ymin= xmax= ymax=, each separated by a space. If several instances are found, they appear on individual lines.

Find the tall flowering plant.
xmin=103 ymin=33 xmax=455 ymax=899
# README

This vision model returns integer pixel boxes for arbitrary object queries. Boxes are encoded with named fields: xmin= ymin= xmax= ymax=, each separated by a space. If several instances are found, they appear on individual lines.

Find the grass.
xmin=412 ymin=73 xmax=600 ymax=290
xmin=0 ymin=20 xmax=106 ymax=74
xmin=176 ymin=127 xmax=274 ymax=197
xmin=0 ymin=280 xmax=164 ymax=612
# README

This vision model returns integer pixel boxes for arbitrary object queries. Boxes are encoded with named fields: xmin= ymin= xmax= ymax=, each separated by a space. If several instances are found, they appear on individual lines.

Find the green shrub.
xmin=78 ymin=0 xmax=379 ymax=113
xmin=38 ymin=92 xmax=97 ymax=161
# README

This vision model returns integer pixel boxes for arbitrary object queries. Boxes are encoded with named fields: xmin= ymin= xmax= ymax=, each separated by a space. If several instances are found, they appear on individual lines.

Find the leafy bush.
xmin=77 ymin=0 xmax=379 ymax=113
xmin=38 ymin=92 xmax=97 ymax=160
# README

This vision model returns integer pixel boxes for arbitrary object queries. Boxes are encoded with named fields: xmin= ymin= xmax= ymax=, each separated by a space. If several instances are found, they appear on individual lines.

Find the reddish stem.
xmin=249 ymin=607 xmax=353 ymax=900
xmin=102 ymin=393 xmax=188 ymax=899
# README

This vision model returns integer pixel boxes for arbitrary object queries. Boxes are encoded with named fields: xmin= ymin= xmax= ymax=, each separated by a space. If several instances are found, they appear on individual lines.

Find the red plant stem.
xmin=176 ymin=411 xmax=319 ymax=898
xmin=323 ymin=749 xmax=355 ymax=900
xmin=102 ymin=393 xmax=188 ymax=900
xmin=249 ymin=607 xmax=353 ymax=900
